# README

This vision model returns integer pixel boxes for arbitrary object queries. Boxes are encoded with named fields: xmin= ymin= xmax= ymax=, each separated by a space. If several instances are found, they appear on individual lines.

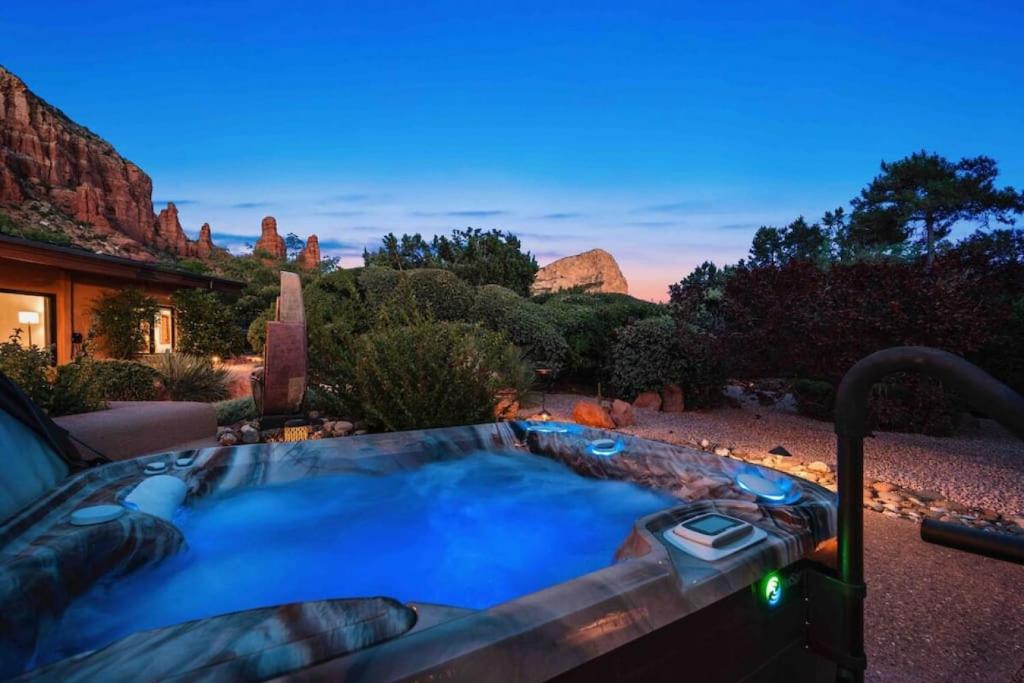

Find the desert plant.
xmin=147 ymin=353 xmax=230 ymax=402
xmin=171 ymin=289 xmax=241 ymax=357
xmin=91 ymin=289 xmax=159 ymax=359
xmin=214 ymin=396 xmax=257 ymax=425
xmin=90 ymin=360 xmax=162 ymax=401
xmin=352 ymin=320 xmax=526 ymax=431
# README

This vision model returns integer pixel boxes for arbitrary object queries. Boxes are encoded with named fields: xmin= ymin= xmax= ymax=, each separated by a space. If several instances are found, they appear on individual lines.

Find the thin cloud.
xmin=632 ymin=200 xmax=711 ymax=214
xmin=231 ymin=201 xmax=273 ymax=209
xmin=538 ymin=212 xmax=583 ymax=220
xmin=410 ymin=210 xmax=508 ymax=218
xmin=154 ymin=199 xmax=198 ymax=206
xmin=718 ymin=222 xmax=759 ymax=230
xmin=315 ymin=237 xmax=360 ymax=251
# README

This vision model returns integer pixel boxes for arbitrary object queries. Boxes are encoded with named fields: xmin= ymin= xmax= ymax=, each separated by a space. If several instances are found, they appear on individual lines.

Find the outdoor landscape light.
xmin=17 ymin=311 xmax=40 ymax=347
xmin=536 ymin=409 xmax=552 ymax=421
xmin=762 ymin=572 xmax=783 ymax=607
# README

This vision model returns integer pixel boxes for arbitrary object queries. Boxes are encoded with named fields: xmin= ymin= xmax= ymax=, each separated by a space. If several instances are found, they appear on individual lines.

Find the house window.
xmin=0 ymin=290 xmax=54 ymax=352
xmin=153 ymin=307 xmax=174 ymax=353
xmin=140 ymin=307 xmax=175 ymax=354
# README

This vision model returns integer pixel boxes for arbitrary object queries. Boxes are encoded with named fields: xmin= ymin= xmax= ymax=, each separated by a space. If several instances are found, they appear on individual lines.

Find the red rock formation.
xmin=194 ymin=223 xmax=215 ymax=259
xmin=0 ymin=65 xmax=155 ymax=244
xmin=255 ymin=216 xmax=286 ymax=261
xmin=0 ymin=66 xmax=226 ymax=262
xmin=155 ymin=202 xmax=189 ymax=255
xmin=298 ymin=234 xmax=320 ymax=269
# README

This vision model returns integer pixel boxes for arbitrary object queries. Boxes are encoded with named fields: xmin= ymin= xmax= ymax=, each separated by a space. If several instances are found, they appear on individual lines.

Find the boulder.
xmin=239 ymin=424 xmax=260 ymax=444
xmin=633 ymin=391 xmax=662 ymax=411
xmin=662 ymin=384 xmax=685 ymax=412
xmin=572 ymin=400 xmax=616 ymax=429
xmin=610 ymin=399 xmax=635 ymax=427
xmin=494 ymin=389 xmax=520 ymax=420
xmin=332 ymin=420 xmax=354 ymax=437
xmin=530 ymin=249 xmax=629 ymax=296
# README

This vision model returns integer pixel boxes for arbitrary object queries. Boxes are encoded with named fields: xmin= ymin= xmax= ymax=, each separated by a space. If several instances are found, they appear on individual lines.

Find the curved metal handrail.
xmin=832 ymin=346 xmax=1024 ymax=682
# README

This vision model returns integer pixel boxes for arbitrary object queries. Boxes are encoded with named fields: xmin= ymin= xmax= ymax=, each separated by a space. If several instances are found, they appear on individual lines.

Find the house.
xmin=0 ymin=234 xmax=244 ymax=363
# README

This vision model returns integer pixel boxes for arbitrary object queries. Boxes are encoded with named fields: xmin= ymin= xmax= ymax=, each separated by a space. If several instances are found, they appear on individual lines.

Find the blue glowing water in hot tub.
xmin=39 ymin=451 xmax=674 ymax=664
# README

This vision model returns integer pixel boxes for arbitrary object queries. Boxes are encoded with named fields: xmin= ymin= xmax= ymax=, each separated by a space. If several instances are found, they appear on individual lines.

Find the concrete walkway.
xmin=54 ymin=401 xmax=218 ymax=461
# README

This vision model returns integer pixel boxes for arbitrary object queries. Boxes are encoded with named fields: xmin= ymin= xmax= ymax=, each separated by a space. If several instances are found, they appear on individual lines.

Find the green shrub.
xmin=90 ymin=360 xmax=161 ymax=401
xmin=352 ymin=320 xmax=529 ymax=431
xmin=147 ymin=353 xmax=230 ymax=402
xmin=541 ymin=292 xmax=665 ymax=377
xmin=790 ymin=375 xmax=963 ymax=436
xmin=357 ymin=267 xmax=403 ymax=309
xmin=91 ymin=289 xmax=159 ymax=359
xmin=405 ymin=269 xmax=475 ymax=321
xmin=246 ymin=308 xmax=273 ymax=354
xmin=609 ymin=316 xmax=725 ymax=408
xmin=49 ymin=362 xmax=105 ymax=416
xmin=609 ymin=316 xmax=683 ymax=399
xmin=470 ymin=285 xmax=569 ymax=372
xmin=215 ymin=396 xmax=256 ymax=425
xmin=303 ymin=269 xmax=368 ymax=413
xmin=0 ymin=331 xmax=53 ymax=408
xmin=789 ymin=378 xmax=835 ymax=421
xmin=171 ymin=289 xmax=241 ymax=357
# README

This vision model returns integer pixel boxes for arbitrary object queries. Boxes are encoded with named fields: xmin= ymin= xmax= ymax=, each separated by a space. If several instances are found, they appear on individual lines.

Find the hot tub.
xmin=0 ymin=422 xmax=838 ymax=681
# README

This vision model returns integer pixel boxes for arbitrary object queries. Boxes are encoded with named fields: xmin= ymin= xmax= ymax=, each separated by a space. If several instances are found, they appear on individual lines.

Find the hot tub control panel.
xmin=663 ymin=513 xmax=767 ymax=561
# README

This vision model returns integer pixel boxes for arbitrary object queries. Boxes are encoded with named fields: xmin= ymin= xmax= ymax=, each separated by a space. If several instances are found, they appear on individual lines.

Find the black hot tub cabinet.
xmin=1 ymin=421 xmax=840 ymax=682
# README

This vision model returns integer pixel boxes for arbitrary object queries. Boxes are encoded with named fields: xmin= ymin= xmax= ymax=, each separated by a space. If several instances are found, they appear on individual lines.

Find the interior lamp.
xmin=17 ymin=311 xmax=40 ymax=347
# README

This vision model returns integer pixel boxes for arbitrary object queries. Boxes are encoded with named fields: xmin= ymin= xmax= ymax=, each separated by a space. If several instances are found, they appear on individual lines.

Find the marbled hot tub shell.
xmin=0 ymin=422 xmax=836 ymax=681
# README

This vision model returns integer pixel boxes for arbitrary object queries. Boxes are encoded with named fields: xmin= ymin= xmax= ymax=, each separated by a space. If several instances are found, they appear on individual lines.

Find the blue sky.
xmin=3 ymin=1 xmax=1023 ymax=299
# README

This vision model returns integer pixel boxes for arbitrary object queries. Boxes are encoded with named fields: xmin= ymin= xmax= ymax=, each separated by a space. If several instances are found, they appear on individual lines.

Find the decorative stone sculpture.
xmin=251 ymin=271 xmax=307 ymax=421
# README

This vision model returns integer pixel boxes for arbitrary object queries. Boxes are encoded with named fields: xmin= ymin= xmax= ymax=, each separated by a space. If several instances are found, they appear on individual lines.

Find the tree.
xmin=847 ymin=151 xmax=1024 ymax=265
xmin=91 ymin=289 xmax=160 ymax=359
xmin=363 ymin=228 xmax=539 ymax=295
xmin=747 ymin=217 xmax=831 ymax=268
xmin=171 ymin=289 xmax=241 ymax=357
xmin=284 ymin=233 xmax=305 ymax=260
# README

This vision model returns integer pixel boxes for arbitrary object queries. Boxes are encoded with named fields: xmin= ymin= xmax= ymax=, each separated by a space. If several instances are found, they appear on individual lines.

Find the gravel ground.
xmin=539 ymin=393 xmax=1024 ymax=515
xmin=864 ymin=513 xmax=1024 ymax=682
xmin=538 ymin=392 xmax=1024 ymax=681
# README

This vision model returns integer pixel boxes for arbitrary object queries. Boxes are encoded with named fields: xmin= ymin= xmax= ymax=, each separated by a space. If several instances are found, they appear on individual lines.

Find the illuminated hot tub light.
xmin=587 ymin=438 xmax=624 ymax=457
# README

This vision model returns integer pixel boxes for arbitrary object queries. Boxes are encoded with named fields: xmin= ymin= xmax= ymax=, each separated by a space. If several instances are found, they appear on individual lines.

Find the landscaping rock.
xmin=610 ymin=399 xmax=635 ymax=427
xmin=713 ymin=447 xmax=731 ymax=457
xmin=662 ymin=384 xmax=685 ymax=412
xmin=572 ymin=400 xmax=616 ymax=429
xmin=218 ymin=431 xmax=238 ymax=446
xmin=240 ymin=424 xmax=260 ymax=444
xmin=633 ymin=392 xmax=662 ymax=411
xmin=332 ymin=420 xmax=354 ymax=437
xmin=807 ymin=461 xmax=831 ymax=473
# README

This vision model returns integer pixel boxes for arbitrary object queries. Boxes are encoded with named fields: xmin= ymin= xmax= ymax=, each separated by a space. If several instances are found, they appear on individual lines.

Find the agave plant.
xmin=148 ymin=353 xmax=230 ymax=402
